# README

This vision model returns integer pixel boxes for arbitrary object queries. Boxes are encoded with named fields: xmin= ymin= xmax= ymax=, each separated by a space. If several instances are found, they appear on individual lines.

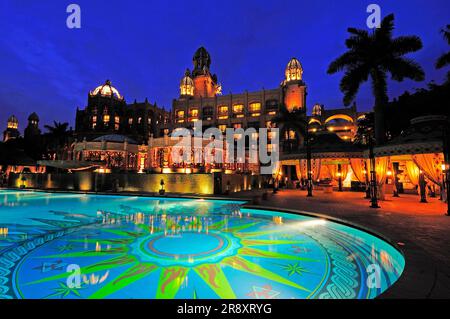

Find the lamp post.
xmin=306 ymin=127 xmax=313 ymax=197
xmin=337 ymin=164 xmax=343 ymax=192
xmin=368 ymin=136 xmax=380 ymax=208
xmin=443 ymin=119 xmax=450 ymax=215
xmin=392 ymin=162 xmax=400 ymax=197
xmin=363 ymin=165 xmax=371 ymax=199
xmin=419 ymin=170 xmax=427 ymax=203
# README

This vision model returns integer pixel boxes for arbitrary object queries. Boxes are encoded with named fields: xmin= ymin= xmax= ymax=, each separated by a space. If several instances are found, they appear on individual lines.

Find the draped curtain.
xmin=295 ymin=160 xmax=302 ymax=180
xmin=325 ymin=164 xmax=349 ymax=183
xmin=405 ymin=161 xmax=420 ymax=186
xmin=412 ymin=153 xmax=444 ymax=187
xmin=300 ymin=159 xmax=322 ymax=181
xmin=350 ymin=159 xmax=366 ymax=183
xmin=366 ymin=157 xmax=389 ymax=186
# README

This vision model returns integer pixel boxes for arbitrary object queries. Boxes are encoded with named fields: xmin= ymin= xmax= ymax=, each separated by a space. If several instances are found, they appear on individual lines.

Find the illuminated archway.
xmin=324 ymin=114 xmax=354 ymax=124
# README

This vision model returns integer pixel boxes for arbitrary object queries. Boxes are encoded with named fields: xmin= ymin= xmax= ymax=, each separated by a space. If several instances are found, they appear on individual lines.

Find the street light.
xmin=368 ymin=136 xmax=380 ymax=208
xmin=337 ymin=164 xmax=343 ymax=192
xmin=306 ymin=124 xmax=313 ymax=197
xmin=419 ymin=169 xmax=427 ymax=203
xmin=443 ymin=119 xmax=449 ymax=216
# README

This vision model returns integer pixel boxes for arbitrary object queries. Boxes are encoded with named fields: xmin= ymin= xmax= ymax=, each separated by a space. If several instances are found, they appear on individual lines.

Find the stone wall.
xmin=7 ymin=172 xmax=269 ymax=195
xmin=8 ymin=172 xmax=215 ymax=195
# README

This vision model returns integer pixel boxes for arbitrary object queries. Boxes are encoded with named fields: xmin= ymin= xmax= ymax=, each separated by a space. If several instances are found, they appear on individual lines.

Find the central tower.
xmin=190 ymin=47 xmax=221 ymax=98
xmin=282 ymin=57 xmax=306 ymax=112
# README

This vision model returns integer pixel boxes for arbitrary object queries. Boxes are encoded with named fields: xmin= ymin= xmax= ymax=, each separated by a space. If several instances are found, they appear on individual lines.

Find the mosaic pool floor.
xmin=0 ymin=190 xmax=404 ymax=299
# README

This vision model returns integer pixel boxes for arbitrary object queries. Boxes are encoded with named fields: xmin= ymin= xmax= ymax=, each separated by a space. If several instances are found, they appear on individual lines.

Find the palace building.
xmin=74 ymin=80 xmax=169 ymax=144
xmin=48 ymin=47 xmax=358 ymax=173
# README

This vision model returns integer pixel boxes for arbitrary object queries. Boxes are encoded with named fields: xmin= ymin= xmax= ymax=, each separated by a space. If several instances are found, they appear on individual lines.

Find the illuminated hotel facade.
xmin=70 ymin=47 xmax=360 ymax=173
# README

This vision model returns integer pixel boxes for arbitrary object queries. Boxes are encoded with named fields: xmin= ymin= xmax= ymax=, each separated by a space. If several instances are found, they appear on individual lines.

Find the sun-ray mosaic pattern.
xmin=0 ymin=190 xmax=404 ymax=299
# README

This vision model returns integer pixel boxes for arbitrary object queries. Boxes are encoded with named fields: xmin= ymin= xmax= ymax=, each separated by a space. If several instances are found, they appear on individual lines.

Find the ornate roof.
xmin=192 ymin=47 xmax=211 ymax=76
xmin=28 ymin=112 xmax=39 ymax=121
xmin=90 ymin=80 xmax=123 ymax=100
xmin=180 ymin=69 xmax=194 ymax=96
xmin=285 ymin=57 xmax=303 ymax=82
xmin=7 ymin=115 xmax=18 ymax=124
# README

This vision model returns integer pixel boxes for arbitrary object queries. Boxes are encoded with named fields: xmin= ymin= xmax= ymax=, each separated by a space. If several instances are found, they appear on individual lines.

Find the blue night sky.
xmin=0 ymin=0 xmax=449 ymax=132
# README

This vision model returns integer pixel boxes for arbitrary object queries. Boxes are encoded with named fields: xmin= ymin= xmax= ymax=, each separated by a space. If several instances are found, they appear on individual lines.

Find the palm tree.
xmin=354 ymin=112 xmax=375 ymax=145
xmin=436 ymin=25 xmax=450 ymax=81
xmin=328 ymin=14 xmax=425 ymax=145
xmin=272 ymin=104 xmax=313 ymax=195
xmin=44 ymin=121 xmax=70 ymax=159
xmin=272 ymin=105 xmax=308 ymax=153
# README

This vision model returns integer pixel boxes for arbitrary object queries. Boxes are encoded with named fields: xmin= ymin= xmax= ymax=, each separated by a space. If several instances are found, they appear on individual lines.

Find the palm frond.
xmin=391 ymin=36 xmax=423 ymax=56
xmin=387 ymin=57 xmax=425 ymax=81
xmin=340 ymin=66 xmax=369 ymax=106
xmin=436 ymin=51 xmax=450 ymax=69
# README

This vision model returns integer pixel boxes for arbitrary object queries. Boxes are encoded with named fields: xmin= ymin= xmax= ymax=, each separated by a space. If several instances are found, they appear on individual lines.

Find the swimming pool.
xmin=0 ymin=190 xmax=404 ymax=299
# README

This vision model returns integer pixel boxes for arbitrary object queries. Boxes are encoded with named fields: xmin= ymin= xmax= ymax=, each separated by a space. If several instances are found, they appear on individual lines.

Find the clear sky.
xmin=0 ymin=0 xmax=449 ymax=132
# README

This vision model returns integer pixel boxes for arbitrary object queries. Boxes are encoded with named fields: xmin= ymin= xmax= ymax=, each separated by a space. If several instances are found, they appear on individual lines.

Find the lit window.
xmin=218 ymin=105 xmax=228 ymax=114
xmin=218 ymin=125 xmax=227 ymax=132
xmin=236 ymin=114 xmax=244 ymax=118
xmin=267 ymin=111 xmax=276 ymax=115
xmin=114 ymin=124 xmax=119 ymax=130
xmin=138 ymin=117 xmax=142 ymax=124
xmin=218 ymin=115 xmax=228 ymax=120
xmin=115 ymin=116 xmax=120 ymax=124
xmin=92 ymin=123 xmax=97 ymax=129
xmin=103 ymin=115 xmax=110 ymax=123
xmin=190 ymin=109 xmax=199 ymax=117
xmin=148 ymin=118 xmax=152 ymax=124
xmin=289 ymin=130 xmax=296 ymax=139
xmin=128 ymin=118 xmax=133 ymax=125
xmin=233 ymin=104 xmax=244 ymax=113
xmin=266 ymin=121 xmax=272 ymax=128
xmin=251 ymin=113 xmax=260 ymax=117
xmin=249 ymin=102 xmax=261 ymax=112
xmin=176 ymin=110 xmax=185 ymax=119
xmin=92 ymin=115 xmax=97 ymax=123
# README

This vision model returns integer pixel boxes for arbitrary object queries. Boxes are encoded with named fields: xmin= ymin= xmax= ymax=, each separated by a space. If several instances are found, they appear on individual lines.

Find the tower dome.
xmin=192 ymin=47 xmax=211 ymax=76
xmin=28 ymin=112 xmax=39 ymax=122
xmin=90 ymin=80 xmax=123 ymax=100
xmin=180 ymin=69 xmax=194 ymax=97
xmin=285 ymin=57 xmax=303 ymax=82
xmin=7 ymin=115 xmax=18 ymax=129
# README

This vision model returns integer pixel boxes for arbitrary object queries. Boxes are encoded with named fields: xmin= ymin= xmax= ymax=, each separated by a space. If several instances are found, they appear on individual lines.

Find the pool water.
xmin=0 ymin=190 xmax=405 ymax=299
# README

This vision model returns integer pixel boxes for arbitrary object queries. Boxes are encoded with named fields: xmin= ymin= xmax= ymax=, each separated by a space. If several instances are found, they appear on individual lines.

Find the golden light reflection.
xmin=0 ymin=227 xmax=8 ymax=237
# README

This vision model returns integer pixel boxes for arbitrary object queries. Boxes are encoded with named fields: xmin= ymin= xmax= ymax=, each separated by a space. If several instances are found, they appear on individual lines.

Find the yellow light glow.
xmin=233 ymin=104 xmax=244 ymax=113
xmin=162 ymin=168 xmax=172 ymax=174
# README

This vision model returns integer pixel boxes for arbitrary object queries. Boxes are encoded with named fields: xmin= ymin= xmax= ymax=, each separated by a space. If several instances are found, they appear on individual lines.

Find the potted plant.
xmin=159 ymin=179 xmax=165 ymax=195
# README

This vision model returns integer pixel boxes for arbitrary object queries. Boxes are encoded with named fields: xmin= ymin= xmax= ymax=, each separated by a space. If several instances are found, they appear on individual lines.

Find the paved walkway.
xmin=231 ymin=189 xmax=450 ymax=299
